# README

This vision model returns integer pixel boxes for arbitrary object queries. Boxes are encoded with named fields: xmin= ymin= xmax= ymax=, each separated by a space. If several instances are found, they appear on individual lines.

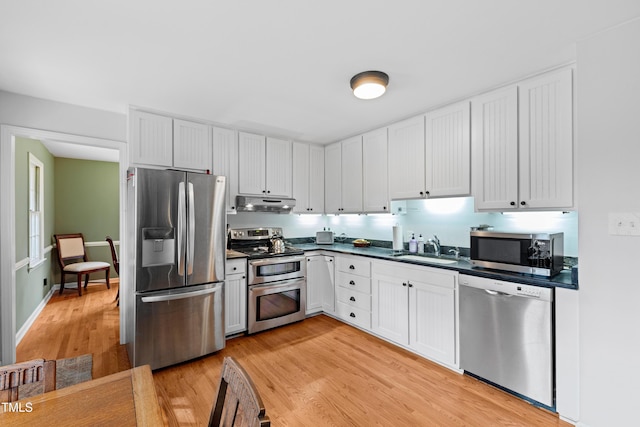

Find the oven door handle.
xmin=249 ymin=278 xmax=304 ymax=295
xmin=249 ymin=256 xmax=304 ymax=267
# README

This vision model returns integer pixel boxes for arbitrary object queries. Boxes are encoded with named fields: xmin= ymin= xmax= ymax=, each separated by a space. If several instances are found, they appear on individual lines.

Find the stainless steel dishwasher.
xmin=459 ymin=274 xmax=554 ymax=407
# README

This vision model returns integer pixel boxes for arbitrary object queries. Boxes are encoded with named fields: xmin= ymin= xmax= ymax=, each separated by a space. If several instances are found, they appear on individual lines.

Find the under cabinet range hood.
xmin=235 ymin=195 xmax=296 ymax=213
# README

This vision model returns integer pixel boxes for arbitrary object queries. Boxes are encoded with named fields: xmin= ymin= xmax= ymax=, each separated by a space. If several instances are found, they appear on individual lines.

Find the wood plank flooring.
xmin=18 ymin=283 xmax=571 ymax=426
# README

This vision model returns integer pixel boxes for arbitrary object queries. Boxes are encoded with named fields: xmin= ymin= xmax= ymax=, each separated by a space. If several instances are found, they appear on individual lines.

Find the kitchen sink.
xmin=395 ymin=255 xmax=458 ymax=265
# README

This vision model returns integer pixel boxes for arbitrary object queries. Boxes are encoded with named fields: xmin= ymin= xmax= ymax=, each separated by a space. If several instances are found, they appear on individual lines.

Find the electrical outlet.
xmin=43 ymin=277 xmax=47 ymax=287
xmin=609 ymin=212 xmax=640 ymax=236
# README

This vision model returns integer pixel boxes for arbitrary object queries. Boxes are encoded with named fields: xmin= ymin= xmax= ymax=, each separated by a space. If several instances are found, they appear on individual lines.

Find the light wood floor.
xmin=18 ymin=283 xmax=570 ymax=426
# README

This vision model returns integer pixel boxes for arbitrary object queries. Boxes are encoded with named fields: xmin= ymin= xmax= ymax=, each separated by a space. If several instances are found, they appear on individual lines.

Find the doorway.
xmin=0 ymin=125 xmax=126 ymax=365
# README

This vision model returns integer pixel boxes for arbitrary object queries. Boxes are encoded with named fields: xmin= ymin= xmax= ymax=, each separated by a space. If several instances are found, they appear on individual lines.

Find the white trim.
xmin=52 ymin=240 xmax=120 ymax=248
xmin=15 ymin=257 xmax=30 ymax=271
xmin=28 ymin=152 xmax=45 ymax=269
xmin=1 ymin=124 xmax=125 ymax=365
xmin=15 ymin=286 xmax=55 ymax=345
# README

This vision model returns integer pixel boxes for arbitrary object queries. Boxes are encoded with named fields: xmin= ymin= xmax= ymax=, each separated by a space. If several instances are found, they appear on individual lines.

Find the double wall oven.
xmin=229 ymin=227 xmax=306 ymax=334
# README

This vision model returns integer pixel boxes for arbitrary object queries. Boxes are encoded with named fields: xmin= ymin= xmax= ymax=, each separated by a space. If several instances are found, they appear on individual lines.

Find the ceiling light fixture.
xmin=350 ymin=70 xmax=389 ymax=100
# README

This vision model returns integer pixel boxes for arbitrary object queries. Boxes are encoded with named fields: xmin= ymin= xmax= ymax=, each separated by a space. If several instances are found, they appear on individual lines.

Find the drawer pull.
xmin=350 ymin=312 xmax=356 ymax=318
xmin=349 ymin=296 xmax=356 ymax=302
xmin=349 ymin=280 xmax=355 ymax=286
xmin=403 ymin=282 xmax=407 ymax=287
xmin=349 ymin=265 xmax=355 ymax=270
xmin=408 ymin=282 xmax=413 ymax=288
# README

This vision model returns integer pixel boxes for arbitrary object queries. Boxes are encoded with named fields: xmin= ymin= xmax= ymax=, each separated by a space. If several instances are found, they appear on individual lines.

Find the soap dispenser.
xmin=417 ymin=234 xmax=425 ymax=254
xmin=409 ymin=233 xmax=418 ymax=253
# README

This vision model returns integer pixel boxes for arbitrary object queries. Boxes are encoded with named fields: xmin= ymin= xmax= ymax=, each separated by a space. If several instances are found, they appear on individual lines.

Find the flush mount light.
xmin=350 ymin=70 xmax=389 ymax=100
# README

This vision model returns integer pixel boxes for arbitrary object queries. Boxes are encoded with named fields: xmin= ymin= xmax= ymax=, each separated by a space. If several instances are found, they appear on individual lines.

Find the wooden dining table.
xmin=0 ymin=365 xmax=163 ymax=426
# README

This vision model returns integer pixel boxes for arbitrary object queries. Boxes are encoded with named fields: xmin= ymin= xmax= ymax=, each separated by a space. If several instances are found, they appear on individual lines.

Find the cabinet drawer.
xmin=336 ymin=287 xmax=371 ymax=311
xmin=336 ymin=257 xmax=371 ymax=277
xmin=336 ymin=301 xmax=371 ymax=330
xmin=226 ymin=259 xmax=247 ymax=276
xmin=336 ymin=272 xmax=371 ymax=294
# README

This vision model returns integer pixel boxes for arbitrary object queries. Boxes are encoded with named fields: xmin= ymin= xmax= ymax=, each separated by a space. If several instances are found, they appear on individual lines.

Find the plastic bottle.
xmin=417 ymin=234 xmax=425 ymax=254
xmin=409 ymin=233 xmax=418 ymax=253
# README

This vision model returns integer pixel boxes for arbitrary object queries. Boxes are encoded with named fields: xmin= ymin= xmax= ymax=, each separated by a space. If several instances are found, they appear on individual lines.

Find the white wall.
xmin=0 ymin=90 xmax=126 ymax=142
xmin=577 ymin=17 xmax=640 ymax=426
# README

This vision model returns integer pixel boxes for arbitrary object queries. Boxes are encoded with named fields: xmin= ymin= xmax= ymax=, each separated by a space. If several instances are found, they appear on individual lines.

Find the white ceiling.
xmin=2 ymin=1 xmax=640 ymax=145
xmin=40 ymin=139 xmax=119 ymax=163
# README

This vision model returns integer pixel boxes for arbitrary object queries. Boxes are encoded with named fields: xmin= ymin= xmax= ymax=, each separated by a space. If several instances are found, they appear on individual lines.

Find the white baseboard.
xmin=16 ymin=286 xmax=55 ymax=345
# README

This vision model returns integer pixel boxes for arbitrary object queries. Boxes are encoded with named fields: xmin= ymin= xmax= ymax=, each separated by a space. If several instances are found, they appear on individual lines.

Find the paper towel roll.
xmin=392 ymin=225 xmax=403 ymax=251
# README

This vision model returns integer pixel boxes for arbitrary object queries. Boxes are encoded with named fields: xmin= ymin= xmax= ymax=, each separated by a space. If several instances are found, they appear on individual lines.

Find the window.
xmin=28 ymin=153 xmax=45 ymax=268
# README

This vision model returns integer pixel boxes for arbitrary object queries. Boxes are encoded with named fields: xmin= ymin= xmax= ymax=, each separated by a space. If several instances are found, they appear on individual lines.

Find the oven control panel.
xmin=229 ymin=227 xmax=283 ymax=240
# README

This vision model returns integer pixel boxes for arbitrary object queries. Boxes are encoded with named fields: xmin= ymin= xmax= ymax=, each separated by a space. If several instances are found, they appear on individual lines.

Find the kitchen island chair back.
xmin=0 ymin=358 xmax=56 ymax=402
xmin=55 ymin=233 xmax=110 ymax=296
xmin=209 ymin=357 xmax=270 ymax=427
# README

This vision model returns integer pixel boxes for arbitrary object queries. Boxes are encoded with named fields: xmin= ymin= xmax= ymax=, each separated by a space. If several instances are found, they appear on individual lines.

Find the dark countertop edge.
xmin=296 ymin=243 xmax=578 ymax=290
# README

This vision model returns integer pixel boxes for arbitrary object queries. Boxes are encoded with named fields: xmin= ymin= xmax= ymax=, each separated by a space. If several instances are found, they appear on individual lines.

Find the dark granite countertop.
xmin=293 ymin=242 xmax=577 ymax=290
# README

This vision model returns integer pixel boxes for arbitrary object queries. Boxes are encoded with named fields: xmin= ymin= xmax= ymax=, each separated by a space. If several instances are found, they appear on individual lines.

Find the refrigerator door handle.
xmin=177 ymin=181 xmax=186 ymax=276
xmin=141 ymin=284 xmax=222 ymax=303
xmin=187 ymin=181 xmax=195 ymax=276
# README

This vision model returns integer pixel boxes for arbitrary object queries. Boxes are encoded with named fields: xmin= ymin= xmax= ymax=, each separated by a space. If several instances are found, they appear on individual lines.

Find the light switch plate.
xmin=608 ymin=212 xmax=640 ymax=236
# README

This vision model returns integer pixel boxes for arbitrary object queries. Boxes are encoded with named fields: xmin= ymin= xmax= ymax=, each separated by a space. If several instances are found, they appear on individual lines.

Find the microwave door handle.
xmin=187 ymin=182 xmax=195 ymax=276
xmin=177 ymin=181 xmax=186 ymax=276
xmin=141 ymin=284 xmax=221 ymax=303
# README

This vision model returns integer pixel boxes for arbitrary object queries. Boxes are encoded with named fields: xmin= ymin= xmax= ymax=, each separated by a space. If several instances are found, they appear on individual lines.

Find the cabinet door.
xmin=425 ymin=101 xmax=471 ymax=197
xmin=324 ymin=142 xmax=342 ymax=214
xmin=308 ymin=145 xmax=325 ymax=213
xmin=129 ymin=110 xmax=173 ymax=167
xmin=212 ymin=127 xmax=238 ymax=213
xmin=292 ymin=142 xmax=310 ymax=213
xmin=225 ymin=272 xmax=247 ymax=335
xmin=388 ymin=115 xmax=426 ymax=200
xmin=173 ymin=119 xmax=211 ymax=171
xmin=238 ymin=132 xmax=266 ymax=195
xmin=519 ymin=68 xmax=573 ymax=209
xmin=306 ymin=255 xmax=335 ymax=314
xmin=363 ymin=128 xmax=389 ymax=212
xmin=341 ymin=136 xmax=363 ymax=213
xmin=472 ymin=86 xmax=519 ymax=210
xmin=409 ymin=280 xmax=455 ymax=366
xmin=372 ymin=273 xmax=409 ymax=345
xmin=265 ymin=137 xmax=292 ymax=197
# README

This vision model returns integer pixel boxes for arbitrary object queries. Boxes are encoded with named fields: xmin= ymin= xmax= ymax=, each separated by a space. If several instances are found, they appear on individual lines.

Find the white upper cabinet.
xmin=324 ymin=142 xmax=342 ymax=214
xmin=324 ymin=137 xmax=363 ymax=214
xmin=293 ymin=142 xmax=324 ymax=213
xmin=472 ymin=68 xmax=573 ymax=211
xmin=238 ymin=132 xmax=292 ymax=197
xmin=173 ymin=119 xmax=212 ymax=171
xmin=518 ymin=68 xmax=573 ymax=209
xmin=425 ymin=101 xmax=471 ymax=197
xmin=472 ymin=86 xmax=520 ymax=210
xmin=129 ymin=110 xmax=212 ymax=171
xmin=129 ymin=110 xmax=173 ymax=167
xmin=211 ymin=126 xmax=239 ymax=213
xmin=362 ymin=128 xmax=389 ymax=213
xmin=340 ymin=136 xmax=363 ymax=213
xmin=388 ymin=115 xmax=426 ymax=200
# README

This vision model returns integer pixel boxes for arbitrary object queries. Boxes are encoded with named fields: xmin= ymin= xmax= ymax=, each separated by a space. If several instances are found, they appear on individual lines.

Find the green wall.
xmin=14 ymin=139 xmax=119 ymax=331
xmin=52 ymin=157 xmax=120 ymax=283
xmin=14 ymin=137 xmax=56 ymax=329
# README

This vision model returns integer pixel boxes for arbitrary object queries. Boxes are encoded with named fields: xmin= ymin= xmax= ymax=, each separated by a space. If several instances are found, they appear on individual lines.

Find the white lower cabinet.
xmin=306 ymin=254 xmax=335 ymax=315
xmin=225 ymin=259 xmax=247 ymax=335
xmin=372 ymin=261 xmax=457 ymax=367
xmin=334 ymin=255 xmax=371 ymax=330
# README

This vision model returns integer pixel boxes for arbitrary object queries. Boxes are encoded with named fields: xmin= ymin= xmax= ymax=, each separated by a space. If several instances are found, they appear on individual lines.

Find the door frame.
xmin=0 ymin=124 xmax=127 ymax=364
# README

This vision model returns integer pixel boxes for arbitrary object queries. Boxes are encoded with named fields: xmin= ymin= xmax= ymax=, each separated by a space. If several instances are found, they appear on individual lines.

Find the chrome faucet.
xmin=448 ymin=247 xmax=460 ymax=259
xmin=426 ymin=235 xmax=441 ymax=257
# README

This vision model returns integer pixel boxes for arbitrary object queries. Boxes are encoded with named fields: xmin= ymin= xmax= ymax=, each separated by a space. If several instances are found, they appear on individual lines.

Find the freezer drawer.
xmin=133 ymin=282 xmax=225 ymax=370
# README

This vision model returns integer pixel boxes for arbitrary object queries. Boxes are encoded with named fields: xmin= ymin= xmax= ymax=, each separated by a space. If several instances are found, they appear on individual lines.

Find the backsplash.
xmin=227 ymin=197 xmax=578 ymax=257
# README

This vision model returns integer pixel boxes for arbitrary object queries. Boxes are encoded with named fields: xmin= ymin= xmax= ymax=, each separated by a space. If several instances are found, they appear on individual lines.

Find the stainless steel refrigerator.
xmin=125 ymin=168 xmax=226 ymax=370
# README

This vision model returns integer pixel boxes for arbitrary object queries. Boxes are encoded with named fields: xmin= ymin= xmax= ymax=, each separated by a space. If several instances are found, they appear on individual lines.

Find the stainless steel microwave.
xmin=470 ymin=231 xmax=564 ymax=277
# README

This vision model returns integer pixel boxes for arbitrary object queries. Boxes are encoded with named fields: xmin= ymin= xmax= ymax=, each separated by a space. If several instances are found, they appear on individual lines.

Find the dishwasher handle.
xmin=485 ymin=289 xmax=513 ymax=297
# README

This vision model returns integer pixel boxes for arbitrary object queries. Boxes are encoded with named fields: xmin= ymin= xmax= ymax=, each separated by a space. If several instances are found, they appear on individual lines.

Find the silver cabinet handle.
xmin=141 ymin=285 xmax=221 ymax=303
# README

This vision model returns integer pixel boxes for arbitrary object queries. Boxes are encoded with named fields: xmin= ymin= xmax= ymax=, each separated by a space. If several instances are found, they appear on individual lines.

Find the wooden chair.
xmin=106 ymin=236 xmax=119 ymax=305
xmin=54 ymin=233 xmax=110 ymax=296
xmin=209 ymin=357 xmax=270 ymax=427
xmin=0 ymin=359 xmax=56 ymax=402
